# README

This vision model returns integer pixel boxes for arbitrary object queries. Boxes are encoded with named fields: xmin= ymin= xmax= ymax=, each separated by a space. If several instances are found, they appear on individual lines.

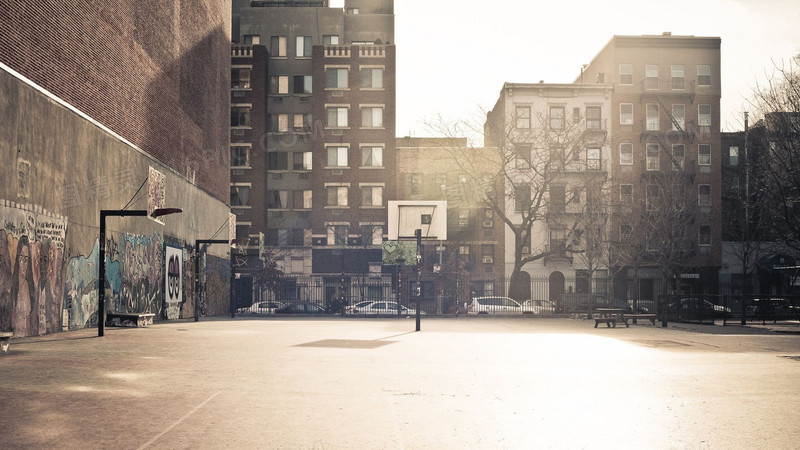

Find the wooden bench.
xmin=106 ymin=312 xmax=155 ymax=328
xmin=594 ymin=317 xmax=618 ymax=328
xmin=0 ymin=332 xmax=12 ymax=352
xmin=622 ymin=313 xmax=657 ymax=326
xmin=594 ymin=308 xmax=629 ymax=328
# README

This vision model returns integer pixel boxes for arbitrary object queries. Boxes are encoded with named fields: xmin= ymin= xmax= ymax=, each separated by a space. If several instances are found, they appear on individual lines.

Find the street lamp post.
xmin=98 ymin=208 xmax=182 ymax=337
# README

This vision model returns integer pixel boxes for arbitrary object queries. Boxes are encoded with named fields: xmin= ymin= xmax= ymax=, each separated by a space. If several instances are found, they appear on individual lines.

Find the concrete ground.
xmin=1 ymin=317 xmax=799 ymax=449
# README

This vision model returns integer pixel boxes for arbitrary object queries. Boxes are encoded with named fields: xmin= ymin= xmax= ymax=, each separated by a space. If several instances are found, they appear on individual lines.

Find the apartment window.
xmin=458 ymin=245 xmax=470 ymax=255
xmin=361 ymin=107 xmax=383 ymax=128
xmin=326 ymin=107 xmax=348 ymax=127
xmin=346 ymin=7 xmax=359 ymax=14
xmin=620 ymin=103 xmax=633 ymax=125
xmin=515 ymin=106 xmax=531 ymax=129
xmin=269 ymin=114 xmax=289 ymax=132
xmin=231 ymin=146 xmax=249 ymax=167
xmin=621 ymin=223 xmax=632 ymax=238
xmin=361 ymin=68 xmax=383 ymax=89
xmin=671 ymin=144 xmax=685 ymax=170
xmin=549 ymin=106 xmax=564 ymax=129
xmin=586 ymin=148 xmax=601 ymax=170
xmin=243 ymin=34 xmax=260 ymax=45
xmin=323 ymin=35 xmax=339 ymax=46
xmin=619 ymin=64 xmax=633 ymax=85
xmin=573 ymin=107 xmax=581 ymax=123
xmin=326 ymin=68 xmax=348 ymax=88
xmin=699 ymin=225 xmax=711 ymax=246
xmin=293 ymin=151 xmax=312 ymax=171
xmin=550 ymin=229 xmax=566 ymax=256
xmin=327 ymin=225 xmax=349 ymax=245
xmin=620 ymin=184 xmax=633 ymax=204
xmin=698 ymin=144 xmax=711 ymax=166
xmin=361 ymin=186 xmax=383 ymax=206
xmin=327 ymin=186 xmax=349 ymax=207
xmin=231 ymin=107 xmax=250 ymax=127
xmin=672 ymin=104 xmax=685 ymax=130
xmin=515 ymin=144 xmax=531 ymax=169
xmin=646 ymin=104 xmax=660 ymax=130
xmin=515 ymin=184 xmax=531 ymax=212
xmin=361 ymin=146 xmax=383 ymax=167
xmin=231 ymin=68 xmax=251 ymax=89
xmin=671 ymin=65 xmax=685 ymax=90
xmin=729 ymin=146 xmax=739 ymax=166
xmin=645 ymin=65 xmax=659 ymax=90
xmin=269 ymin=76 xmax=289 ymax=94
xmin=698 ymin=184 xmax=711 ymax=208
xmin=586 ymin=106 xmax=602 ymax=130
xmin=267 ymin=152 xmax=288 ymax=170
xmin=646 ymin=184 xmax=659 ymax=211
xmin=457 ymin=209 xmax=470 ymax=228
xmin=619 ymin=143 xmax=633 ymax=165
xmin=230 ymin=185 xmax=250 ymax=206
xmin=646 ymin=144 xmax=660 ymax=170
xmin=699 ymin=104 xmax=711 ymax=127
xmin=270 ymin=36 xmax=287 ymax=57
xmin=293 ymin=75 xmax=312 ymax=94
xmin=290 ymin=229 xmax=305 ymax=247
xmin=697 ymin=65 xmax=711 ymax=86
xmin=267 ymin=190 xmax=289 ymax=209
xmin=293 ymin=113 xmax=312 ymax=132
xmin=296 ymin=36 xmax=312 ymax=57
xmin=550 ymin=185 xmax=566 ymax=213
xmin=327 ymin=146 xmax=348 ymax=167
xmin=236 ymin=224 xmax=250 ymax=241
xmin=293 ymin=190 xmax=312 ymax=209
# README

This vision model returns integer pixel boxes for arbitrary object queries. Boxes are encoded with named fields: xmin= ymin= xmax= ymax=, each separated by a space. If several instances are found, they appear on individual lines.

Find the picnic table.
xmin=594 ymin=308 xmax=626 ymax=328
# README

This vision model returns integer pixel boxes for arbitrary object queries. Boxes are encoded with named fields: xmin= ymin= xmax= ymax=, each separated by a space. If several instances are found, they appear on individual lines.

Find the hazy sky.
xmin=369 ymin=0 xmax=800 ymax=142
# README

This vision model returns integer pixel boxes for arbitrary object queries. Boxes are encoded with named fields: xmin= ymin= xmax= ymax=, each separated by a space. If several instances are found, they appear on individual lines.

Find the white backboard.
xmin=388 ymin=201 xmax=447 ymax=240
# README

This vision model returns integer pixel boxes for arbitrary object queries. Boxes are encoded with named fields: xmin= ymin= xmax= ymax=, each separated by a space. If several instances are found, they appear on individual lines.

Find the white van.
xmin=468 ymin=296 xmax=536 ymax=315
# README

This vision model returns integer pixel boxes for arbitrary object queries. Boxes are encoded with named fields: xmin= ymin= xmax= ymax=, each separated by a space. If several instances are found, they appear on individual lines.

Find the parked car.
xmin=237 ymin=301 xmax=286 ymax=315
xmin=275 ymin=302 xmax=329 ymax=315
xmin=521 ymin=299 xmax=557 ymax=314
xmin=560 ymin=295 xmax=648 ymax=314
xmin=745 ymin=298 xmax=799 ymax=319
xmin=347 ymin=301 xmax=424 ymax=316
xmin=468 ymin=296 xmax=536 ymax=315
xmin=666 ymin=297 xmax=731 ymax=321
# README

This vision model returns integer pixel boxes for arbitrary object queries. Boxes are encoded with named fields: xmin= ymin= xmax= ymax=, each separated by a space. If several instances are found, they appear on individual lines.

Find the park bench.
xmin=0 ymin=331 xmax=12 ymax=352
xmin=622 ymin=313 xmax=657 ymax=326
xmin=106 ymin=312 xmax=155 ymax=328
xmin=594 ymin=308 xmax=628 ymax=328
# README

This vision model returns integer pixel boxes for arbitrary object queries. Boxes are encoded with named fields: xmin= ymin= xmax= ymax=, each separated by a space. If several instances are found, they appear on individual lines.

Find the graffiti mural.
xmin=0 ymin=201 xmax=67 ymax=337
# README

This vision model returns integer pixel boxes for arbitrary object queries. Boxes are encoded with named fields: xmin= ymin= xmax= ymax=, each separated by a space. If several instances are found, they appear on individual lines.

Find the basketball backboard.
xmin=388 ymin=201 xmax=447 ymax=240
xmin=147 ymin=166 xmax=166 ymax=223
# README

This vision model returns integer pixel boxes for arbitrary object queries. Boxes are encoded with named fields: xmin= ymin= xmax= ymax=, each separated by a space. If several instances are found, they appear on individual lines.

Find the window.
xmin=550 ymin=229 xmax=566 ymax=255
xmin=671 ymin=144 xmax=685 ymax=170
xmin=646 ymin=144 xmax=659 ymax=170
xmin=699 ymin=225 xmax=711 ymax=246
xmin=361 ymin=186 xmax=383 ymax=206
xmin=550 ymin=185 xmax=566 ymax=213
xmin=269 ymin=114 xmax=289 ymax=132
xmin=267 ymin=152 xmax=288 ymax=170
xmin=267 ymin=190 xmax=289 ymax=209
xmin=645 ymin=65 xmax=659 ymax=90
xmin=586 ymin=148 xmax=601 ymax=170
xmin=236 ymin=224 xmax=250 ymax=241
xmin=346 ymin=7 xmax=359 ymax=14
xmin=586 ymin=106 xmax=602 ymax=130
xmin=697 ymin=65 xmax=711 ymax=86
xmin=549 ymin=106 xmax=564 ymax=129
xmin=671 ymin=65 xmax=685 ymax=90
xmin=293 ymin=75 xmax=312 ymax=94
xmin=243 ymin=35 xmax=260 ymax=45
xmin=230 ymin=185 xmax=250 ymax=206
xmin=515 ymin=144 xmax=531 ymax=169
xmin=327 ymin=225 xmax=348 ymax=245
xmin=619 ymin=143 xmax=633 ymax=165
xmin=326 ymin=68 xmax=348 ymax=88
xmin=290 ymin=229 xmax=305 ymax=247
xmin=515 ymin=106 xmax=531 ymax=129
xmin=293 ymin=152 xmax=312 ymax=171
xmin=646 ymin=104 xmax=659 ymax=130
xmin=515 ymin=184 xmax=531 ymax=212
xmin=458 ymin=210 xmax=470 ymax=228
xmin=621 ymin=223 xmax=632 ymax=238
xmin=231 ymin=146 xmax=249 ymax=167
xmin=672 ymin=104 xmax=685 ymax=130
xmin=646 ymin=184 xmax=659 ymax=211
xmin=619 ymin=64 xmax=633 ymax=85
xmin=327 ymin=146 xmax=348 ymax=167
xmin=698 ymin=144 xmax=711 ymax=166
xmin=361 ymin=146 xmax=383 ymax=167
xmin=361 ymin=68 xmax=383 ymax=89
xmin=361 ymin=107 xmax=383 ymax=128
xmin=296 ymin=36 xmax=312 ymax=57
xmin=699 ymin=104 xmax=711 ymax=127
xmin=698 ymin=185 xmax=711 ymax=208
xmin=458 ymin=245 xmax=470 ymax=255
xmin=232 ymin=68 xmax=251 ymax=89
xmin=293 ymin=190 xmax=312 ymax=209
xmin=326 ymin=107 xmax=348 ymax=127
xmin=729 ymin=146 xmax=739 ymax=166
xmin=620 ymin=184 xmax=633 ymax=204
xmin=231 ymin=107 xmax=250 ymax=127
xmin=323 ymin=35 xmax=339 ymax=46
xmin=293 ymin=114 xmax=312 ymax=132
xmin=327 ymin=186 xmax=349 ymax=207
xmin=573 ymin=107 xmax=581 ymax=123
xmin=620 ymin=103 xmax=633 ymax=125
xmin=362 ymin=225 xmax=383 ymax=245
xmin=269 ymin=76 xmax=289 ymax=94
xmin=270 ymin=36 xmax=287 ymax=57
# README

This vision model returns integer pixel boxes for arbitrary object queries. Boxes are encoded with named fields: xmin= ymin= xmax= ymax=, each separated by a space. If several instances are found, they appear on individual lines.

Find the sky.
xmin=359 ymin=0 xmax=800 ymax=144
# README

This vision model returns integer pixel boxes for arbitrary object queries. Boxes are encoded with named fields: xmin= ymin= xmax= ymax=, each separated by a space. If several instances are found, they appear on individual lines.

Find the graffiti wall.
xmin=0 ymin=201 xmax=67 ymax=337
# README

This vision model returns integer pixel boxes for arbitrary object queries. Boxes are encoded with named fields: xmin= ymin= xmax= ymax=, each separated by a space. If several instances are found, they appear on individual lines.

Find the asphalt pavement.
xmin=2 ymin=316 xmax=800 ymax=449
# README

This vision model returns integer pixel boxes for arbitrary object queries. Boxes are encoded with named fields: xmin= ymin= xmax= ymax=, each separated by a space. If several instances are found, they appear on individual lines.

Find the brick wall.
xmin=0 ymin=0 xmax=231 ymax=202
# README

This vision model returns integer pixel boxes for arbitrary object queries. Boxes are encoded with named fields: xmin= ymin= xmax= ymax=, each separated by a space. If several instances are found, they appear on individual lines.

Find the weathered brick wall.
xmin=0 ymin=0 xmax=231 ymax=202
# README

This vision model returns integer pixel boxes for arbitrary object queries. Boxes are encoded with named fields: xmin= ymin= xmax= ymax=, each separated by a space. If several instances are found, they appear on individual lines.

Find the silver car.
xmin=468 ymin=296 xmax=536 ymax=315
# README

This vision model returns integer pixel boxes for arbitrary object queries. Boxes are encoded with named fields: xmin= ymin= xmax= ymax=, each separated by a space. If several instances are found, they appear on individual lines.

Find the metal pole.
xmin=742 ymin=111 xmax=750 ymax=326
xmin=415 ymin=229 xmax=422 ymax=331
